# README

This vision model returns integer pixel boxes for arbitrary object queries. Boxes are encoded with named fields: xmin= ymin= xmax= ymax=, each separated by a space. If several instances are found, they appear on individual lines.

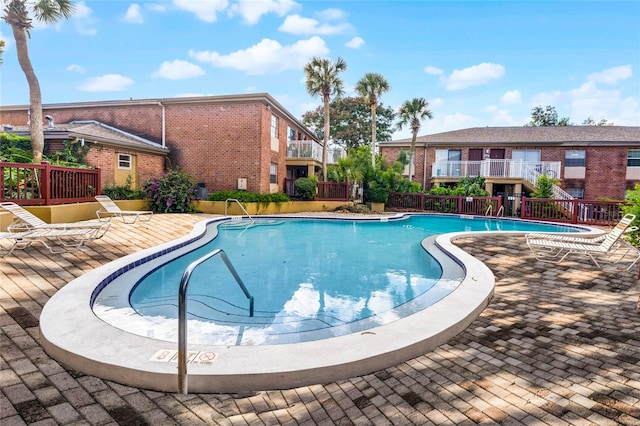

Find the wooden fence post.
xmin=42 ymin=161 xmax=51 ymax=205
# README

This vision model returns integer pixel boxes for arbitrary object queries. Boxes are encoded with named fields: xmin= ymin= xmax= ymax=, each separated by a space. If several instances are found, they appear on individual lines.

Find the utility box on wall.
xmin=238 ymin=178 xmax=247 ymax=190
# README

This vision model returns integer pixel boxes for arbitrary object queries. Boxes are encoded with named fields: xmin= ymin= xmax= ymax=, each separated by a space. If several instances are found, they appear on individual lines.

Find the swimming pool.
xmin=40 ymin=213 xmax=584 ymax=393
xmin=94 ymin=215 xmax=576 ymax=346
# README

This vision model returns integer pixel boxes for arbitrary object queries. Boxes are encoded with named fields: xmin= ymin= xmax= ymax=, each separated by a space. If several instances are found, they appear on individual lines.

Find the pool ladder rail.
xmin=177 ymin=248 xmax=254 ymax=394
xmin=224 ymin=198 xmax=255 ymax=223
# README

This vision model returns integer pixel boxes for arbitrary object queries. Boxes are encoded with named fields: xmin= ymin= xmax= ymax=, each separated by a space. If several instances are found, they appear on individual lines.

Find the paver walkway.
xmin=1 ymin=214 xmax=639 ymax=425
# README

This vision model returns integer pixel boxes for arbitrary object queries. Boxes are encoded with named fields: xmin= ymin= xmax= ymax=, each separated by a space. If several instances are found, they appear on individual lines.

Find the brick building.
xmin=0 ymin=94 xmax=326 ymax=194
xmin=379 ymin=126 xmax=640 ymax=201
xmin=3 ymin=119 xmax=168 ymax=190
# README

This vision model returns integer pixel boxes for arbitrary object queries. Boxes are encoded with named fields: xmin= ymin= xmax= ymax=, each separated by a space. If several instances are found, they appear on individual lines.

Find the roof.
xmin=4 ymin=120 xmax=169 ymax=154
xmin=383 ymin=126 xmax=640 ymax=147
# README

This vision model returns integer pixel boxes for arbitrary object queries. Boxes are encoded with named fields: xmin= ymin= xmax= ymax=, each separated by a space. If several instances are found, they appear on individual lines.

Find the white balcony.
xmin=432 ymin=160 xmax=561 ymax=181
xmin=286 ymin=140 xmax=345 ymax=164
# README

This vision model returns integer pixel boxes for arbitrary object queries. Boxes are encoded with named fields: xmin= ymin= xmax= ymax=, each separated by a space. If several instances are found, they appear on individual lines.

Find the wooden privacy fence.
xmin=1 ymin=161 xmax=100 ymax=205
xmin=387 ymin=192 xmax=503 ymax=216
xmin=387 ymin=192 xmax=628 ymax=226
xmin=521 ymin=197 xmax=627 ymax=226
xmin=283 ymin=178 xmax=349 ymax=201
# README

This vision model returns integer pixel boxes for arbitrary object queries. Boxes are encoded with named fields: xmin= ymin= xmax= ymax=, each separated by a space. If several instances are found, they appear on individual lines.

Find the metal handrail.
xmin=485 ymin=204 xmax=492 ymax=216
xmin=496 ymin=205 xmax=504 ymax=217
xmin=224 ymin=198 xmax=255 ymax=223
xmin=178 ymin=248 xmax=254 ymax=394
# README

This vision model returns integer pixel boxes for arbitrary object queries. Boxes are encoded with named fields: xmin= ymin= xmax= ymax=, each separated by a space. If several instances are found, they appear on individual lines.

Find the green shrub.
xmin=622 ymin=184 xmax=640 ymax=247
xmin=208 ymin=190 xmax=290 ymax=204
xmin=531 ymin=174 xmax=557 ymax=198
xmin=143 ymin=169 xmax=198 ymax=213
xmin=102 ymin=176 xmax=146 ymax=200
xmin=365 ymin=185 xmax=389 ymax=203
xmin=294 ymin=177 xmax=316 ymax=200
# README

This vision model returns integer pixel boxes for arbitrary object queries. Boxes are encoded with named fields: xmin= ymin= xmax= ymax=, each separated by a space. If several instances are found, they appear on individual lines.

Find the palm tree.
xmin=355 ymin=72 xmax=390 ymax=167
xmin=304 ymin=56 xmax=347 ymax=180
xmin=2 ymin=0 xmax=75 ymax=164
xmin=396 ymin=97 xmax=433 ymax=183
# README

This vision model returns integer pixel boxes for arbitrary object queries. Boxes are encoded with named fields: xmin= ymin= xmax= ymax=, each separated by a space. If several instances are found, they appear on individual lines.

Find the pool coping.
xmin=39 ymin=214 xmax=595 ymax=393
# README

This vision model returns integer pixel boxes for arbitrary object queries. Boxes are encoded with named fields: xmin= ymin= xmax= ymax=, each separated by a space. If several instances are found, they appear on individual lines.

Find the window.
xmin=270 ymin=163 xmax=277 ymax=184
xmin=271 ymin=115 xmax=278 ymax=138
xmin=512 ymin=150 xmax=541 ymax=163
xmin=565 ymin=150 xmax=586 ymax=167
xmin=287 ymin=126 xmax=296 ymax=141
xmin=118 ymin=153 xmax=132 ymax=170
xmin=628 ymin=150 xmax=640 ymax=167
xmin=567 ymin=188 xmax=584 ymax=199
xmin=435 ymin=149 xmax=462 ymax=162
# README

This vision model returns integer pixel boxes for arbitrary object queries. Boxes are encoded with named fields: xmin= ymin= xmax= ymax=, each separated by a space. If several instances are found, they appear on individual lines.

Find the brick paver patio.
xmin=1 ymin=214 xmax=639 ymax=425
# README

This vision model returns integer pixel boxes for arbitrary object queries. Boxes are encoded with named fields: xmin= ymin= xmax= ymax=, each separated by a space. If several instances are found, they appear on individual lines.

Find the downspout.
xmin=423 ymin=144 xmax=428 ymax=189
xmin=156 ymin=102 xmax=166 ymax=148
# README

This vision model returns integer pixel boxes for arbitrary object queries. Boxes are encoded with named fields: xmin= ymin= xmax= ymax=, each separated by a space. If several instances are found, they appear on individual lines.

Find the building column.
xmin=485 ymin=181 xmax=494 ymax=196
xmin=514 ymin=182 xmax=523 ymax=212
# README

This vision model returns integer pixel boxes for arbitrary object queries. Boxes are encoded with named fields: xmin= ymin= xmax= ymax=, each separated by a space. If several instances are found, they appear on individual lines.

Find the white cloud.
xmin=77 ymin=74 xmax=134 ymax=92
xmin=430 ymin=98 xmax=445 ymax=108
xmin=279 ymin=14 xmax=352 ymax=35
xmin=123 ymin=4 xmax=144 ymax=24
xmin=72 ymin=2 xmax=98 ymax=36
xmin=529 ymin=76 xmax=640 ymax=126
xmin=173 ymin=0 xmax=228 ymax=23
xmin=443 ymin=63 xmax=505 ymax=91
xmin=345 ymin=37 xmax=364 ymax=49
xmin=190 ymin=36 xmax=329 ymax=75
xmin=530 ymin=90 xmax=563 ymax=107
xmin=230 ymin=0 xmax=297 ymax=25
xmin=424 ymin=66 xmax=443 ymax=76
xmin=586 ymin=65 xmax=632 ymax=85
xmin=152 ymin=60 xmax=205 ymax=80
xmin=147 ymin=4 xmax=167 ymax=12
xmin=568 ymin=81 xmax=624 ymax=123
xmin=66 ymin=64 xmax=86 ymax=73
xmin=316 ymin=8 xmax=347 ymax=20
xmin=489 ymin=109 xmax=522 ymax=126
xmin=501 ymin=90 xmax=521 ymax=105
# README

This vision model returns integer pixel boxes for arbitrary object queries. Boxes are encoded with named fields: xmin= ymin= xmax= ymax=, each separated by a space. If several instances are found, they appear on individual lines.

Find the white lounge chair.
xmin=0 ymin=227 xmax=108 ymax=256
xmin=95 ymin=195 xmax=153 ymax=224
xmin=526 ymin=213 xmax=639 ymax=270
xmin=0 ymin=201 xmax=110 ymax=239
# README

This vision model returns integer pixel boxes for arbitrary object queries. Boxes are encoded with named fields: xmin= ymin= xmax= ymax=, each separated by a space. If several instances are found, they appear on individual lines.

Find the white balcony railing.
xmin=432 ymin=160 xmax=561 ymax=181
xmin=286 ymin=140 xmax=345 ymax=164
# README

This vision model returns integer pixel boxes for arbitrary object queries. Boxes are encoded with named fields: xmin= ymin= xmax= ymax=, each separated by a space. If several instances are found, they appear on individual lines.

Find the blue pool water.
xmin=115 ymin=215 xmax=575 ymax=345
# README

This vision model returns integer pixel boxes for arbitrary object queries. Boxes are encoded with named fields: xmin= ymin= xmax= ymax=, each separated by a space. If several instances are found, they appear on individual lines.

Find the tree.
xmin=2 ymin=0 xmax=75 ymax=164
xmin=0 ymin=39 xmax=5 ymax=66
xmin=304 ymin=56 xmax=347 ymax=180
xmin=527 ymin=105 xmax=570 ymax=127
xmin=301 ymin=97 xmax=395 ymax=151
xmin=355 ymin=72 xmax=390 ymax=167
xmin=582 ymin=116 xmax=614 ymax=126
xmin=396 ymin=97 xmax=433 ymax=182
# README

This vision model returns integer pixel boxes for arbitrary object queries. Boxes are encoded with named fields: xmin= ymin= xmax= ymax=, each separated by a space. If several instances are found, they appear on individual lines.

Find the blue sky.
xmin=1 ymin=0 xmax=639 ymax=139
